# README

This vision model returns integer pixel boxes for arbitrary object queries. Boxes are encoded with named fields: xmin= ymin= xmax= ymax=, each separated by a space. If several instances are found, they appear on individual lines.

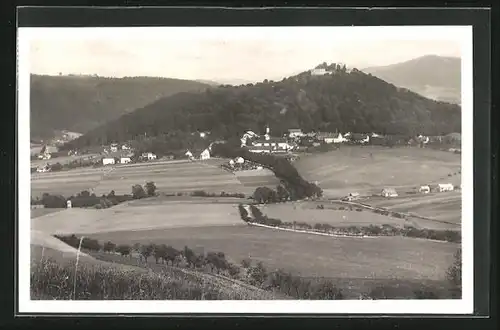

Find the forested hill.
xmin=63 ymin=66 xmax=461 ymax=150
xmin=30 ymin=74 xmax=211 ymax=139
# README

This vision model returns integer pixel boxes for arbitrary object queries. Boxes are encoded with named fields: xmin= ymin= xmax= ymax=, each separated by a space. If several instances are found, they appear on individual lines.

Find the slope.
xmin=30 ymin=74 xmax=211 ymax=139
xmin=362 ymin=55 xmax=461 ymax=104
xmin=63 ymin=64 xmax=461 ymax=150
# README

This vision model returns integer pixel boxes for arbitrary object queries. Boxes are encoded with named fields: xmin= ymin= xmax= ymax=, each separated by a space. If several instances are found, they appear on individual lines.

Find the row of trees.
xmin=238 ymin=204 xmax=461 ymax=243
xmin=212 ymin=143 xmax=322 ymax=201
xmin=34 ymin=182 xmax=158 ymax=209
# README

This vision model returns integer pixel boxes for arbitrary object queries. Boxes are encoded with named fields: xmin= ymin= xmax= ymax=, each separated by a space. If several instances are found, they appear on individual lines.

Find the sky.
xmin=26 ymin=26 xmax=464 ymax=85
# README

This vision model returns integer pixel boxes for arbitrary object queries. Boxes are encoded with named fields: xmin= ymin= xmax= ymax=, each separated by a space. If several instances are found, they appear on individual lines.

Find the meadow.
xmin=294 ymin=146 xmax=461 ymax=198
xmin=86 ymin=224 xmax=458 ymax=281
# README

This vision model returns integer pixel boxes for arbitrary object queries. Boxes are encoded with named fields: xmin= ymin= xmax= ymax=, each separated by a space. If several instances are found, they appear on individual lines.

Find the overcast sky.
xmin=27 ymin=26 xmax=464 ymax=84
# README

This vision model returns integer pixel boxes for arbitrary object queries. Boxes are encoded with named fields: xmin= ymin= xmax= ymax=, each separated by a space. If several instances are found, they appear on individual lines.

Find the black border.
xmin=4 ymin=5 xmax=496 ymax=329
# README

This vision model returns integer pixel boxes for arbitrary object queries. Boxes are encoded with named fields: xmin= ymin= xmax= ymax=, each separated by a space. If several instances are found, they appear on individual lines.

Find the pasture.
xmin=86 ymin=224 xmax=458 ymax=281
xmin=233 ymin=168 xmax=280 ymax=192
xmin=295 ymin=146 xmax=461 ymax=198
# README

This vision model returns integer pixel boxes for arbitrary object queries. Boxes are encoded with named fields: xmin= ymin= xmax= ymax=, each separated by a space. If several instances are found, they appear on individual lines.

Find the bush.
xmin=116 ymin=244 xmax=131 ymax=257
xmin=144 ymin=181 xmax=157 ymax=197
xmin=238 ymin=204 xmax=251 ymax=222
xmin=41 ymin=193 xmax=67 ymax=208
xmin=103 ymin=241 xmax=116 ymax=253
xmin=446 ymin=248 xmax=462 ymax=298
xmin=132 ymin=184 xmax=147 ymax=199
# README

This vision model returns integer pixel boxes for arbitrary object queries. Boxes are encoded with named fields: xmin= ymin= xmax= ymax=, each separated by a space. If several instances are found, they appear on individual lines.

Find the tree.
xmin=241 ymin=258 xmax=252 ymax=268
xmin=132 ymin=184 xmax=147 ymax=199
xmin=107 ymin=190 xmax=116 ymax=198
xmin=152 ymin=244 xmax=164 ymax=264
xmin=276 ymin=184 xmax=290 ymax=202
xmin=183 ymin=246 xmax=196 ymax=268
xmin=116 ymin=244 xmax=131 ymax=257
xmin=248 ymin=261 xmax=267 ymax=286
xmin=144 ymin=181 xmax=157 ymax=197
xmin=103 ymin=241 xmax=116 ymax=253
xmin=140 ymin=244 xmax=154 ymax=262
xmin=252 ymin=186 xmax=276 ymax=204
xmin=164 ymin=245 xmax=180 ymax=266
xmin=446 ymin=247 xmax=462 ymax=298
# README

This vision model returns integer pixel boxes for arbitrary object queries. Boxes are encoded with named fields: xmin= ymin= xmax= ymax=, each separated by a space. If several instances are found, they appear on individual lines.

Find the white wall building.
xmin=438 ymin=183 xmax=454 ymax=192
xmin=288 ymin=129 xmax=304 ymax=138
xmin=200 ymin=149 xmax=211 ymax=160
xmin=102 ymin=157 xmax=115 ymax=165
xmin=381 ymin=188 xmax=398 ymax=198
xmin=120 ymin=157 xmax=132 ymax=164
xmin=419 ymin=185 xmax=431 ymax=194
xmin=310 ymin=68 xmax=328 ymax=76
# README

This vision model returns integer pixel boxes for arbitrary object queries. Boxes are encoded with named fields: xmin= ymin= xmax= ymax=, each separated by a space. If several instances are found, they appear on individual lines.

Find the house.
xmin=102 ymin=157 xmax=115 ymax=166
xmin=110 ymin=143 xmax=119 ymax=152
xmin=247 ymin=145 xmax=273 ymax=154
xmin=121 ymin=144 xmax=131 ymax=150
xmin=235 ymin=157 xmax=245 ymax=164
xmin=322 ymin=132 xmax=347 ymax=144
xmin=200 ymin=148 xmax=211 ymax=160
xmin=66 ymin=200 xmax=72 ymax=209
xmin=381 ymin=188 xmax=398 ymax=198
xmin=120 ymin=157 xmax=132 ymax=164
xmin=141 ymin=152 xmax=157 ymax=161
xmin=288 ymin=128 xmax=304 ymax=138
xmin=343 ymin=192 xmax=360 ymax=201
xmin=252 ymin=138 xmax=293 ymax=151
xmin=437 ymin=183 xmax=454 ymax=192
xmin=229 ymin=159 xmax=235 ymax=166
xmin=419 ymin=185 xmax=431 ymax=194
xmin=36 ymin=165 xmax=50 ymax=173
xmin=185 ymin=150 xmax=194 ymax=160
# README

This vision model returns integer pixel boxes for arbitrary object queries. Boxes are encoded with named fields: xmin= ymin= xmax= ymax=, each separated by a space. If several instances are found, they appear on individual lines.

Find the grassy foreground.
xmin=30 ymin=257 xmax=271 ymax=300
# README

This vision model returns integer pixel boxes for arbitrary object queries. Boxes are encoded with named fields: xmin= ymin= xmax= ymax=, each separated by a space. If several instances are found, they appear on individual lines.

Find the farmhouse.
xmin=310 ymin=68 xmax=329 ymax=76
xmin=437 ymin=183 xmax=454 ymax=192
xmin=36 ymin=165 xmax=50 ymax=173
xmin=102 ymin=157 xmax=116 ymax=166
xmin=110 ymin=143 xmax=119 ymax=152
xmin=419 ymin=185 xmax=431 ymax=194
xmin=236 ymin=157 xmax=245 ymax=164
xmin=252 ymin=137 xmax=293 ymax=151
xmin=381 ymin=188 xmax=398 ymax=198
xmin=200 ymin=148 xmax=211 ymax=160
xmin=343 ymin=192 xmax=360 ymax=201
xmin=185 ymin=150 xmax=194 ymax=160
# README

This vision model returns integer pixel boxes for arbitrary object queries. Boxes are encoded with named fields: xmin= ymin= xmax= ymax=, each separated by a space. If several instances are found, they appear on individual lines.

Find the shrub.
xmin=237 ymin=204 xmax=251 ymax=222
xmin=103 ymin=241 xmax=116 ymax=253
xmin=356 ymin=208 xmax=363 ymax=212
xmin=240 ymin=258 xmax=252 ymax=269
xmin=41 ymin=193 xmax=67 ymax=208
xmin=116 ymin=244 xmax=131 ymax=257
xmin=446 ymin=248 xmax=462 ymax=298
xmin=144 ymin=181 xmax=157 ymax=197
xmin=132 ymin=184 xmax=147 ymax=199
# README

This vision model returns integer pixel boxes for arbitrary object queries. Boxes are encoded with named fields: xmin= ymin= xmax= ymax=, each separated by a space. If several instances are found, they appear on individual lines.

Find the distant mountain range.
xmin=63 ymin=64 xmax=461 ymax=151
xmin=30 ymin=75 xmax=211 ymax=139
xmin=362 ymin=55 xmax=461 ymax=105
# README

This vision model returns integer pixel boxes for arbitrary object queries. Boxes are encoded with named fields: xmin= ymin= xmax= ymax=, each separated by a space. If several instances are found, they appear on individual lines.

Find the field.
xmin=295 ymin=146 xmax=461 ymax=198
xmin=260 ymin=202 xmax=408 ymax=227
xmin=86 ymin=224 xmax=458 ymax=281
xmin=233 ymin=168 xmax=280 ymax=191
xmin=31 ymin=199 xmax=243 ymax=235
xmin=362 ymin=192 xmax=461 ymax=224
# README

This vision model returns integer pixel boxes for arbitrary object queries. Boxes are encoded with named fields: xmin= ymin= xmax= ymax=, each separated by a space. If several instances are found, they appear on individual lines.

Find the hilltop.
xmin=30 ymin=74 xmax=211 ymax=139
xmin=362 ymin=55 xmax=461 ymax=104
xmin=63 ymin=65 xmax=461 ymax=150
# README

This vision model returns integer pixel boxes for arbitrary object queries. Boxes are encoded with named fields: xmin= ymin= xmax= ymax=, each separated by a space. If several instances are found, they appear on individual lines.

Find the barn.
xmin=437 ymin=183 xmax=454 ymax=192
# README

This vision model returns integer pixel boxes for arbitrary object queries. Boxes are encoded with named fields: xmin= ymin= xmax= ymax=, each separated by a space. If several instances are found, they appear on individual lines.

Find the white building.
xmin=438 ymin=183 xmax=454 ymax=192
xmin=381 ymin=188 xmax=398 ymax=198
xmin=288 ymin=128 xmax=304 ymax=138
xmin=110 ymin=143 xmax=119 ymax=152
xmin=121 ymin=144 xmax=131 ymax=150
xmin=419 ymin=185 xmax=431 ymax=194
xmin=185 ymin=150 xmax=193 ymax=159
xmin=141 ymin=152 xmax=157 ymax=161
xmin=66 ymin=200 xmax=72 ymax=209
xmin=120 ymin=157 xmax=132 ymax=164
xmin=200 ymin=148 xmax=211 ymax=160
xmin=36 ymin=165 xmax=50 ymax=173
xmin=310 ymin=68 xmax=328 ymax=76
xmin=102 ymin=157 xmax=115 ymax=165
xmin=236 ymin=157 xmax=245 ymax=164
xmin=229 ymin=159 xmax=235 ymax=166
